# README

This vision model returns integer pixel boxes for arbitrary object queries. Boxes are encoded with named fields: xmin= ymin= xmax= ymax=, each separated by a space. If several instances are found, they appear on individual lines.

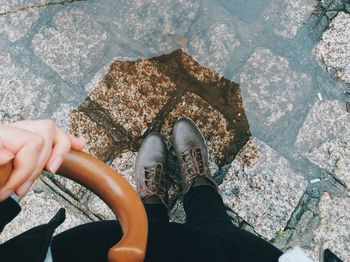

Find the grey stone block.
xmin=314 ymin=12 xmax=350 ymax=84
xmin=0 ymin=0 xmax=61 ymax=14
xmin=220 ymin=137 xmax=307 ymax=240
xmin=239 ymin=48 xmax=312 ymax=140
xmin=0 ymin=52 xmax=57 ymax=123
xmin=313 ymin=193 xmax=350 ymax=261
xmin=0 ymin=9 xmax=40 ymax=42
xmin=294 ymin=100 xmax=350 ymax=187
xmin=189 ymin=23 xmax=240 ymax=76
xmin=217 ymin=0 xmax=271 ymax=23
xmin=274 ymin=0 xmax=317 ymax=39
xmin=32 ymin=8 xmax=108 ymax=84
xmin=109 ymin=0 xmax=201 ymax=56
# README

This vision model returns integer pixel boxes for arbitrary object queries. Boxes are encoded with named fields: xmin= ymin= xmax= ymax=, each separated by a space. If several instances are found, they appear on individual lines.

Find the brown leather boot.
xmin=173 ymin=116 xmax=217 ymax=194
xmin=135 ymin=133 xmax=169 ymax=207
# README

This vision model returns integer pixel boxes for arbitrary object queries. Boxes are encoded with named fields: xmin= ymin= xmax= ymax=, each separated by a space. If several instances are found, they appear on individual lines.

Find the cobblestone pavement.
xmin=0 ymin=0 xmax=350 ymax=261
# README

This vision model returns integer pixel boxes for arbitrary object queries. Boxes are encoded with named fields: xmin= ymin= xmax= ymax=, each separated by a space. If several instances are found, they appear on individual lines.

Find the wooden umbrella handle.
xmin=0 ymin=150 xmax=148 ymax=262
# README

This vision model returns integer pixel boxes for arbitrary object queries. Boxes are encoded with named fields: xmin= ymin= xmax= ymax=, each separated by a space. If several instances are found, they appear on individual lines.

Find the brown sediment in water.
xmin=70 ymin=49 xmax=252 ymax=166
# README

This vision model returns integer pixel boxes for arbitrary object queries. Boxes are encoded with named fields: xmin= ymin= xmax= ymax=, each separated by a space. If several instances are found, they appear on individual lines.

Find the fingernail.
xmin=17 ymin=181 xmax=33 ymax=196
xmin=0 ymin=149 xmax=14 ymax=161
xmin=49 ymin=155 xmax=64 ymax=173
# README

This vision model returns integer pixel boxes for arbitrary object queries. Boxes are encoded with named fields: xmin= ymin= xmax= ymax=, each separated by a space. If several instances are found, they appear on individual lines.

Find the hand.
xmin=0 ymin=120 xmax=86 ymax=201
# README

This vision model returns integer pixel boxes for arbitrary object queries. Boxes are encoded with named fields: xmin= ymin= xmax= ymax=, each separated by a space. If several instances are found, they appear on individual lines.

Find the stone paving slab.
xmin=0 ymin=1 xmax=83 ymax=14
xmin=106 ymin=0 xmax=201 ymax=56
xmin=314 ymin=12 xmax=350 ymax=84
xmin=187 ymin=1 xmax=241 ymax=76
xmin=313 ymin=192 xmax=350 ymax=261
xmin=239 ymin=48 xmax=312 ymax=144
xmin=32 ymin=8 xmax=108 ymax=84
xmin=273 ymin=0 xmax=317 ymax=39
xmin=0 ymin=52 xmax=59 ymax=123
xmin=294 ymin=100 xmax=350 ymax=187
xmin=89 ymin=59 xmax=177 ymax=138
xmin=0 ymin=9 xmax=40 ymax=42
xmin=220 ymin=137 xmax=307 ymax=240
xmin=189 ymin=22 xmax=240 ymax=76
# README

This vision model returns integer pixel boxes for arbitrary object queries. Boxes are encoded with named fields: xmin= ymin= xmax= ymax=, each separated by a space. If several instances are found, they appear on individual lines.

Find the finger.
xmin=11 ymin=120 xmax=55 ymax=195
xmin=16 ymin=178 xmax=36 ymax=197
xmin=0 ymin=136 xmax=43 ymax=200
xmin=68 ymin=134 xmax=86 ymax=151
xmin=27 ymin=120 xmax=55 ymax=179
xmin=45 ymin=126 xmax=72 ymax=173
xmin=0 ymin=147 xmax=14 ymax=165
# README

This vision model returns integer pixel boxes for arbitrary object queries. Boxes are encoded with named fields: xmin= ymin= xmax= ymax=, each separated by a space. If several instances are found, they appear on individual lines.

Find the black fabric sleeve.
xmin=0 ymin=197 xmax=21 ymax=232
xmin=0 ymin=208 xmax=66 ymax=262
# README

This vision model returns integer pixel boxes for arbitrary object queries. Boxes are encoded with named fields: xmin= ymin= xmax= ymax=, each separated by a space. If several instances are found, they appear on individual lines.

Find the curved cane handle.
xmin=0 ymin=150 xmax=148 ymax=262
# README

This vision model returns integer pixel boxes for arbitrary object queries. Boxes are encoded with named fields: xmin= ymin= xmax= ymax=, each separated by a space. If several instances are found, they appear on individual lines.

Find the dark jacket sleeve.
xmin=0 ymin=197 xmax=21 ymax=232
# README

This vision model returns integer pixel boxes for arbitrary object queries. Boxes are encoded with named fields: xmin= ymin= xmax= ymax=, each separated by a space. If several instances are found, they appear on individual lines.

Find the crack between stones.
xmin=149 ymin=50 xmax=251 ymax=165
xmin=0 ymin=0 xmax=86 ymax=16
xmin=78 ymin=97 xmax=134 ymax=161
xmin=41 ymin=175 xmax=101 ymax=221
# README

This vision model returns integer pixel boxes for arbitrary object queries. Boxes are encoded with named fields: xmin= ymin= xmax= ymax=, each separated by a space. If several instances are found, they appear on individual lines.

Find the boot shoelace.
xmin=180 ymin=147 xmax=208 ymax=184
xmin=138 ymin=164 xmax=167 ymax=199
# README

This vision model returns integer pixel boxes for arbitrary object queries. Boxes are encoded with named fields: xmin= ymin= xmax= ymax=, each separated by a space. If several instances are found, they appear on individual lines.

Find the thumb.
xmin=0 ymin=147 xmax=14 ymax=165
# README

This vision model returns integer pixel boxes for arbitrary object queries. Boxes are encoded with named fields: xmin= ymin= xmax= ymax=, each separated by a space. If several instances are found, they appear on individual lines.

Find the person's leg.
xmin=51 ymin=221 xmax=122 ymax=262
xmin=144 ymin=203 xmax=169 ymax=222
xmin=173 ymin=117 xmax=232 ymax=230
xmin=183 ymin=184 xmax=283 ymax=261
xmin=183 ymin=184 xmax=232 ymax=228
xmin=173 ymin=117 xmax=283 ymax=261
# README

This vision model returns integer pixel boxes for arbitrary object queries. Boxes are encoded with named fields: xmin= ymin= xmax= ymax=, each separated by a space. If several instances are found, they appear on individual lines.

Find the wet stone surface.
xmin=61 ymin=49 xmax=251 ymax=218
xmin=0 ymin=9 xmax=40 ymax=42
xmin=294 ymin=100 xmax=350 ymax=187
xmin=72 ymin=49 xmax=250 ymax=166
xmin=89 ymin=59 xmax=177 ymax=138
xmin=188 ymin=17 xmax=241 ymax=75
xmin=273 ymin=0 xmax=317 ymax=39
xmin=313 ymin=193 xmax=350 ymax=261
xmin=32 ymin=8 xmax=108 ymax=84
xmin=220 ymin=138 xmax=307 ymax=240
xmin=240 ymin=48 xmax=312 ymax=145
xmin=162 ymin=92 xmax=235 ymax=164
xmin=69 ymin=109 xmax=115 ymax=161
xmin=109 ymin=0 xmax=201 ymax=56
xmin=0 ymin=52 xmax=59 ymax=123
xmin=314 ymin=12 xmax=350 ymax=84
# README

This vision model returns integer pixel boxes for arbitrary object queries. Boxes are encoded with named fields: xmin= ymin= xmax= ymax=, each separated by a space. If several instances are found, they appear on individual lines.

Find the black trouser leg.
xmin=51 ymin=204 xmax=168 ymax=262
xmin=144 ymin=203 xmax=169 ymax=222
xmin=183 ymin=185 xmax=283 ymax=261
xmin=52 ymin=221 xmax=121 ymax=262
xmin=184 ymin=185 xmax=232 ymax=229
